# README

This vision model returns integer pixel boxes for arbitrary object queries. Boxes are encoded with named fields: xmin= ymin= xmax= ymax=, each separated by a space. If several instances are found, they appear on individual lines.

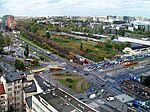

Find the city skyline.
xmin=0 ymin=0 xmax=150 ymax=17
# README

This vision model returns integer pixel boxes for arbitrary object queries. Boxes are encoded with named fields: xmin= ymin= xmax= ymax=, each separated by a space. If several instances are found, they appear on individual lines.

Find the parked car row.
xmin=85 ymin=53 xmax=150 ymax=71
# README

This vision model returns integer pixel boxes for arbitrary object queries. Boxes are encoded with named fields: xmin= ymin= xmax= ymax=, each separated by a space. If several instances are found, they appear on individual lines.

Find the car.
xmin=46 ymin=51 xmax=50 ymax=55
xmin=101 ymin=89 xmax=104 ymax=93
xmin=101 ymin=84 xmax=105 ymax=87
xmin=33 ymin=52 xmax=36 ymax=54
xmin=106 ymin=97 xmax=115 ymax=101
xmin=66 ymin=71 xmax=69 ymax=73
xmin=73 ymin=70 xmax=77 ymax=73
xmin=84 ymin=73 xmax=89 ymax=75
xmin=79 ymin=97 xmax=84 ymax=100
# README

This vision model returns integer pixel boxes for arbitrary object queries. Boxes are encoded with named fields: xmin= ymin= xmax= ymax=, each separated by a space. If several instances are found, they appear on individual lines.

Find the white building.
xmin=32 ymin=87 xmax=98 ymax=112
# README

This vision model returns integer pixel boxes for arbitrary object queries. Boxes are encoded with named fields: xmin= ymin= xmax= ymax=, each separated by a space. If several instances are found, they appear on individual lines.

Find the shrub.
xmin=66 ymin=78 xmax=74 ymax=83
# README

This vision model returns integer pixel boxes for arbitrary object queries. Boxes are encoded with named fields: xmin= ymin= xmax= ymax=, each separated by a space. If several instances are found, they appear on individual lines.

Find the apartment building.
xmin=0 ymin=73 xmax=23 ymax=112
xmin=0 ymin=83 xmax=6 ymax=112
xmin=1 ymin=72 xmax=98 ymax=112
xmin=2 ymin=15 xmax=16 ymax=30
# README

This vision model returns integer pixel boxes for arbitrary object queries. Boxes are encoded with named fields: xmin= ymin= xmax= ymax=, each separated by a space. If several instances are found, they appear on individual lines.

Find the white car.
xmin=46 ymin=51 xmax=50 ymax=55
xmin=73 ymin=70 xmax=77 ymax=73
xmin=106 ymin=97 xmax=115 ymax=101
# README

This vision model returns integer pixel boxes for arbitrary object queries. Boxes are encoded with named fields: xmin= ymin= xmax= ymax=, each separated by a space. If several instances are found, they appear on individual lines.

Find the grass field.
xmin=19 ymin=32 xmax=116 ymax=62
xmin=53 ymin=73 xmax=90 ymax=93
xmin=50 ymin=35 xmax=116 ymax=62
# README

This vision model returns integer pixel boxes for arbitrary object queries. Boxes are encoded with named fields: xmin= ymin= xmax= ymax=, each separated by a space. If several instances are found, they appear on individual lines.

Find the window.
xmin=14 ymin=81 xmax=17 ymax=84
xmin=8 ymin=93 xmax=12 ymax=96
xmin=1 ymin=102 xmax=5 ymax=105
xmin=1 ymin=96 xmax=4 ymax=99
xmin=16 ymin=97 xmax=20 ymax=100
xmin=8 ymin=100 xmax=13 ymax=104
xmin=8 ymin=88 xmax=12 ymax=91
xmin=0 ymin=96 xmax=5 ymax=101
xmin=15 ymin=102 xmax=20 ymax=106
xmin=16 ymin=91 xmax=20 ymax=94
xmin=7 ymin=83 xmax=12 ymax=86
xmin=18 ymin=85 xmax=21 ymax=88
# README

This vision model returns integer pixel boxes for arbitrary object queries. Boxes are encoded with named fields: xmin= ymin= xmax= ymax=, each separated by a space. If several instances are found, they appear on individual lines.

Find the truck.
xmin=89 ymin=94 xmax=97 ymax=99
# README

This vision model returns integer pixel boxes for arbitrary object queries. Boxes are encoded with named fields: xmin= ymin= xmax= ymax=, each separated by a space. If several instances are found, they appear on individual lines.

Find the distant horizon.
xmin=1 ymin=15 xmax=150 ymax=18
xmin=0 ymin=0 xmax=150 ymax=17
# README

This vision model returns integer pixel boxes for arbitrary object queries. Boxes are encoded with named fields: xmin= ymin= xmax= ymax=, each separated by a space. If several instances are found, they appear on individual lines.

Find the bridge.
xmin=118 ymin=37 xmax=150 ymax=46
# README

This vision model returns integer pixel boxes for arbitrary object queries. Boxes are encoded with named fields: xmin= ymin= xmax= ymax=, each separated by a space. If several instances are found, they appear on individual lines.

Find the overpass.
xmin=118 ymin=37 xmax=150 ymax=46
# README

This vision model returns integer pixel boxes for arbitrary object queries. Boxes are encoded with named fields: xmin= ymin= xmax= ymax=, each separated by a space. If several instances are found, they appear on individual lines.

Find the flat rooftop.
xmin=34 ymin=75 xmax=97 ymax=112
xmin=41 ymin=93 xmax=75 ymax=112
xmin=34 ymin=88 xmax=98 ymax=112
xmin=5 ymin=72 xmax=21 ymax=83
xmin=124 ymin=80 xmax=150 ymax=94
xmin=25 ymin=96 xmax=32 ymax=108
xmin=23 ymin=80 xmax=37 ymax=93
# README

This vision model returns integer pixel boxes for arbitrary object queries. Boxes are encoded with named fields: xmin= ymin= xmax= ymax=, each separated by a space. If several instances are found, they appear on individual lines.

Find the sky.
xmin=0 ymin=0 xmax=150 ymax=17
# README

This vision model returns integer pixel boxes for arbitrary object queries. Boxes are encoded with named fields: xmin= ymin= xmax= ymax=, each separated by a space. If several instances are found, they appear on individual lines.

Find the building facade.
xmin=0 ymin=83 xmax=7 ymax=112
xmin=0 ymin=73 xmax=23 ymax=112
xmin=2 ymin=15 xmax=16 ymax=30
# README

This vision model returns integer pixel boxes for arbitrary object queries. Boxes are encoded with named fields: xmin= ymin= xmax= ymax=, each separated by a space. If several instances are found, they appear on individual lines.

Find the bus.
xmin=30 ymin=68 xmax=46 ymax=73
xmin=123 ymin=61 xmax=138 ymax=68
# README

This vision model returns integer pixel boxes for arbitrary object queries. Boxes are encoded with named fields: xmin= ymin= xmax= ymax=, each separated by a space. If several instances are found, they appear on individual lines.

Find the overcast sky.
xmin=0 ymin=0 xmax=150 ymax=17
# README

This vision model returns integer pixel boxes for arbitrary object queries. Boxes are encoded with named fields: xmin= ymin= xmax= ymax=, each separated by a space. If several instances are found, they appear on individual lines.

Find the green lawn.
xmin=56 ymin=78 xmax=79 ymax=91
xmin=53 ymin=73 xmax=90 ymax=93
xmin=18 ymin=34 xmax=52 ymax=61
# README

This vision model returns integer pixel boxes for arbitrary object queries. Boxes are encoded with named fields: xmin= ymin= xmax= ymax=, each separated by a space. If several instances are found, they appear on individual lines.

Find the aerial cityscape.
xmin=0 ymin=0 xmax=150 ymax=112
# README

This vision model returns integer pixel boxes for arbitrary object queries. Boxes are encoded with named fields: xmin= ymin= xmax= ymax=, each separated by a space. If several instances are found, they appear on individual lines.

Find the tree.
xmin=15 ymin=59 xmax=25 ymax=70
xmin=31 ymin=59 xmax=39 ymax=66
xmin=80 ymin=42 xmax=83 ymax=50
xmin=111 ymin=35 xmax=115 ymax=40
xmin=46 ymin=32 xmax=51 ymax=39
xmin=118 ymin=28 xmax=125 ymax=36
xmin=24 ymin=44 xmax=29 ymax=58
xmin=126 ymin=42 xmax=131 ymax=47
xmin=39 ymin=56 xmax=45 ymax=61
xmin=142 ymin=76 xmax=150 ymax=87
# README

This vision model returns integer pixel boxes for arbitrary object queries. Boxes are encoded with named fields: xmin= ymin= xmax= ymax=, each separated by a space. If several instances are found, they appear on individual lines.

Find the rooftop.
xmin=0 ymin=83 xmax=5 ymax=95
xmin=40 ymin=93 xmax=75 ymax=112
xmin=25 ymin=96 xmax=32 ymax=108
xmin=34 ymin=87 xmax=98 ymax=112
xmin=5 ymin=72 xmax=21 ymax=83
xmin=34 ymin=75 xmax=97 ymax=112
xmin=4 ymin=71 xmax=30 ymax=83
xmin=23 ymin=81 xmax=37 ymax=93
xmin=123 ymin=80 xmax=150 ymax=94
xmin=34 ymin=75 xmax=54 ymax=92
